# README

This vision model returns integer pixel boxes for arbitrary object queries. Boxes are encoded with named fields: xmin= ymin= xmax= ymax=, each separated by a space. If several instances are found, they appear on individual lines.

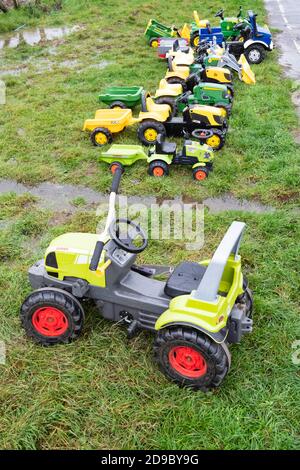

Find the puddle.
xmin=0 ymin=179 xmax=275 ymax=215
xmin=0 ymin=25 xmax=82 ymax=50
xmin=203 ymin=194 xmax=275 ymax=214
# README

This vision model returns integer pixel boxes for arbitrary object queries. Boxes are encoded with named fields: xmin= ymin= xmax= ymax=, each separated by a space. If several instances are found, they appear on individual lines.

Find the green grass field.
xmin=0 ymin=0 xmax=299 ymax=450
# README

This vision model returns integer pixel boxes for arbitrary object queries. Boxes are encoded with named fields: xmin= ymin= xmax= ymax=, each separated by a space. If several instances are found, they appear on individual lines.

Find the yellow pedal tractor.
xmin=20 ymin=168 xmax=253 ymax=391
xmin=138 ymin=92 xmax=228 ymax=150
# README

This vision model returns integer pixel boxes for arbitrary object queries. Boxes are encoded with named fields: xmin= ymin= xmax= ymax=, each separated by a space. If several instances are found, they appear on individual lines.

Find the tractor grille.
xmin=138 ymin=311 xmax=157 ymax=331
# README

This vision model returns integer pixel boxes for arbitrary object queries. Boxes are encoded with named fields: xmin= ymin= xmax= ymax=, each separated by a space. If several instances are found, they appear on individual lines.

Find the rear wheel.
xmin=148 ymin=160 xmax=169 ymax=177
xmin=166 ymin=76 xmax=187 ymax=92
xmin=90 ymin=127 xmax=113 ymax=147
xmin=190 ymin=31 xmax=200 ymax=48
xmin=244 ymin=44 xmax=266 ymax=64
xmin=137 ymin=120 xmax=166 ymax=146
xmin=193 ymin=166 xmax=209 ymax=181
xmin=155 ymin=96 xmax=178 ymax=118
xmin=205 ymin=129 xmax=225 ymax=151
xmin=153 ymin=327 xmax=230 ymax=391
xmin=109 ymin=101 xmax=127 ymax=110
xmin=109 ymin=161 xmax=124 ymax=174
xmin=150 ymin=38 xmax=159 ymax=48
xmin=20 ymin=288 xmax=84 ymax=346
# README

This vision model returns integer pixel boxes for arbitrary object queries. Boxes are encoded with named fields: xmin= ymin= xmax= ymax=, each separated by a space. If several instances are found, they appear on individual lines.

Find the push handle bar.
xmin=89 ymin=167 xmax=123 ymax=271
xmin=111 ymin=166 xmax=123 ymax=194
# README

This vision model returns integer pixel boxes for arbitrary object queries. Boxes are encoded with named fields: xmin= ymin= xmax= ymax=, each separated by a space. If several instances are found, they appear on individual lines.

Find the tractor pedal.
xmin=127 ymin=320 xmax=141 ymax=339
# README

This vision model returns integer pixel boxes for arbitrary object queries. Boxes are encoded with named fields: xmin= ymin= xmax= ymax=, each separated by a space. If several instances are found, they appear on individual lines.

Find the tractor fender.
xmin=138 ymin=112 xmax=166 ymax=123
xmin=243 ymin=39 xmax=269 ymax=50
xmin=155 ymin=320 xmax=231 ymax=369
xmin=147 ymin=153 xmax=173 ymax=165
xmin=192 ymin=162 xmax=207 ymax=169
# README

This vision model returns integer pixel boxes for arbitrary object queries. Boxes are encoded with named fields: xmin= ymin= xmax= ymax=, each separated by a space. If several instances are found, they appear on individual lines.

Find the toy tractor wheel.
xmin=166 ymin=76 xmax=188 ymax=92
xmin=244 ymin=44 xmax=266 ymax=64
xmin=150 ymin=38 xmax=159 ymax=48
xmin=153 ymin=326 xmax=230 ymax=391
xmin=190 ymin=31 xmax=200 ymax=48
xmin=20 ymin=288 xmax=84 ymax=346
xmin=193 ymin=166 xmax=209 ymax=181
xmin=155 ymin=96 xmax=178 ymax=118
xmin=205 ymin=129 xmax=225 ymax=151
xmin=109 ymin=161 xmax=124 ymax=175
xmin=215 ymin=103 xmax=230 ymax=117
xmin=137 ymin=120 xmax=166 ymax=146
xmin=90 ymin=127 xmax=113 ymax=147
xmin=148 ymin=160 xmax=169 ymax=177
xmin=109 ymin=101 xmax=127 ymax=110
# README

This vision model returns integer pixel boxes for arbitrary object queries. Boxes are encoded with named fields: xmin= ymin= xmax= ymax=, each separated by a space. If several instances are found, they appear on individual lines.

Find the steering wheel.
xmin=233 ymin=21 xmax=246 ymax=31
xmin=215 ymin=9 xmax=224 ymax=18
xmin=178 ymin=91 xmax=192 ymax=103
xmin=109 ymin=218 xmax=148 ymax=254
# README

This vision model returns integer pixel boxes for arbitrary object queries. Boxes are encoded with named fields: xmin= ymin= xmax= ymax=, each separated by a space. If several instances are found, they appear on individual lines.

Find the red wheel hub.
xmin=32 ymin=307 xmax=69 ymax=337
xmin=169 ymin=346 xmax=207 ymax=378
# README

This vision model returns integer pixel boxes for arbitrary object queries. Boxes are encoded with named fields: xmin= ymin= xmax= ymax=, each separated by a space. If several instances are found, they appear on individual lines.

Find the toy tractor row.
xmin=100 ymin=133 xmax=214 ymax=181
xmin=84 ymin=94 xmax=228 ymax=150
xmin=21 ymin=168 xmax=253 ymax=391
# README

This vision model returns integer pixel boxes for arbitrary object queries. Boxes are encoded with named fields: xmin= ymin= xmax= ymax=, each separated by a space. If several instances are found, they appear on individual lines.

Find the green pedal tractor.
xmin=20 ymin=169 xmax=253 ymax=391
xmin=100 ymin=133 xmax=214 ymax=181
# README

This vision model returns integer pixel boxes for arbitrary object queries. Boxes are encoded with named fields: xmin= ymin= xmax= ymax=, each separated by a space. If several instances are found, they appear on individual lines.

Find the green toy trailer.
xmin=99 ymin=86 xmax=144 ymax=109
xmin=20 ymin=168 xmax=253 ymax=391
xmin=100 ymin=134 xmax=214 ymax=181
xmin=145 ymin=19 xmax=179 ymax=47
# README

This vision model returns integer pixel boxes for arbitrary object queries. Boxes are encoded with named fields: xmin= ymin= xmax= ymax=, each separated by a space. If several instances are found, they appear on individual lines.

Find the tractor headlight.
xmin=204 ymin=152 xmax=211 ymax=159
xmin=214 ymin=115 xmax=223 ymax=125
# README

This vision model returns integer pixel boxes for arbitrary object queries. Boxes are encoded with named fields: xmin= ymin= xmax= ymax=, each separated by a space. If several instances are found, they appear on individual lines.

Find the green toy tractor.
xmin=215 ymin=6 xmax=250 ymax=40
xmin=20 ymin=168 xmax=253 ymax=391
xmin=100 ymin=133 xmax=214 ymax=181
xmin=176 ymin=84 xmax=232 ymax=116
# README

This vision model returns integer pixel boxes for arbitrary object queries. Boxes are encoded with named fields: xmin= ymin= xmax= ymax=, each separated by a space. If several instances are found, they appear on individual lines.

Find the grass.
xmin=0 ymin=0 xmax=299 ymax=450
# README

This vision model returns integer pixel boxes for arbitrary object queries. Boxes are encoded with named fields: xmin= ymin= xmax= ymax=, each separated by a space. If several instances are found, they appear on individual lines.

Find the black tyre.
xmin=148 ymin=160 xmax=169 ymax=177
xmin=214 ymin=103 xmax=230 ymax=117
xmin=204 ymin=128 xmax=225 ymax=151
xmin=149 ymin=37 xmax=159 ymax=48
xmin=20 ymin=288 xmax=84 ymax=346
xmin=166 ymin=76 xmax=187 ymax=92
xmin=193 ymin=166 xmax=209 ymax=181
xmin=90 ymin=127 xmax=113 ymax=147
xmin=109 ymin=101 xmax=127 ymax=109
xmin=155 ymin=96 xmax=178 ymax=118
xmin=244 ymin=44 xmax=266 ymax=64
xmin=226 ymin=84 xmax=235 ymax=99
xmin=153 ymin=327 xmax=230 ymax=391
xmin=109 ymin=161 xmax=124 ymax=175
xmin=137 ymin=120 xmax=166 ymax=146
xmin=190 ymin=31 xmax=200 ymax=48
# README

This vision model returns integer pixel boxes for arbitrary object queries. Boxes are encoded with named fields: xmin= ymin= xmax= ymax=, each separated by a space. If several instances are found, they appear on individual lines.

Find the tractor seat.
xmin=164 ymin=261 xmax=207 ymax=298
xmin=146 ymin=97 xmax=170 ymax=115
xmin=155 ymin=134 xmax=177 ymax=156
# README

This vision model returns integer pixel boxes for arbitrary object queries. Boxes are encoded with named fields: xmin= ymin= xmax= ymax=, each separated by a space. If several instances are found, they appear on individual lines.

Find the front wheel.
xmin=153 ymin=327 xmax=230 ymax=391
xmin=244 ymin=44 xmax=266 ymax=64
xmin=193 ymin=166 xmax=209 ymax=181
xmin=20 ymin=288 xmax=84 ymax=346
xmin=205 ymin=129 xmax=225 ymax=151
